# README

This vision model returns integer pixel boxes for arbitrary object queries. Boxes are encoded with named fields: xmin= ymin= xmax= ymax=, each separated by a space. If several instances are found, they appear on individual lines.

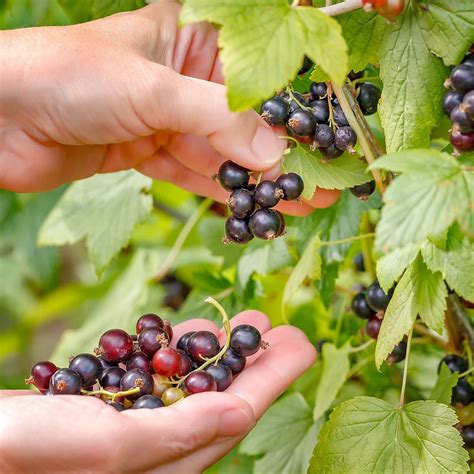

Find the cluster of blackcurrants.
xmin=439 ymin=354 xmax=474 ymax=450
xmin=442 ymin=49 xmax=474 ymax=153
xmin=216 ymin=160 xmax=304 ymax=244
xmin=26 ymin=313 xmax=265 ymax=411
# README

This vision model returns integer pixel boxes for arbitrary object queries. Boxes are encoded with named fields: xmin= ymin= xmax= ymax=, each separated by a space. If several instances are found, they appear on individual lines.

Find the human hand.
xmin=0 ymin=311 xmax=316 ymax=473
xmin=0 ymin=0 xmax=338 ymax=215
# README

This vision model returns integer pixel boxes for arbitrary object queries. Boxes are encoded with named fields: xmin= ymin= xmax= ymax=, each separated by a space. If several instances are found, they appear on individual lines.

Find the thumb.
xmin=138 ymin=62 xmax=285 ymax=171
xmin=119 ymin=392 xmax=255 ymax=471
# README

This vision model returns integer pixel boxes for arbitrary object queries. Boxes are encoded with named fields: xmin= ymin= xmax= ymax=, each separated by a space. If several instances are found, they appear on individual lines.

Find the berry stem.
xmin=153 ymin=198 xmax=213 ymax=282
xmin=399 ymin=328 xmax=413 ymax=408
xmin=459 ymin=366 xmax=474 ymax=379
xmin=348 ymin=339 xmax=374 ymax=354
xmin=351 ymin=76 xmax=379 ymax=86
xmin=320 ymin=232 xmax=375 ymax=247
xmin=286 ymin=87 xmax=310 ymax=111
xmin=360 ymin=212 xmax=376 ymax=280
xmin=318 ymin=0 xmax=363 ymax=16
xmin=80 ymin=386 xmax=140 ymax=400
xmin=331 ymin=81 xmax=386 ymax=194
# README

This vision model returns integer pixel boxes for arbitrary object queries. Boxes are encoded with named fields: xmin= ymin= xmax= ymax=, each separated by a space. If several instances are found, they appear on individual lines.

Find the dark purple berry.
xmin=126 ymin=351 xmax=153 ymax=374
xmin=106 ymin=401 xmax=126 ymax=411
xmin=260 ymin=96 xmax=290 ymax=126
xmin=386 ymin=340 xmax=407 ymax=365
xmin=100 ymin=367 xmax=126 ymax=388
xmin=136 ymin=313 xmax=163 ymax=334
xmin=353 ymin=253 xmax=365 ymax=272
xmin=97 ymin=356 xmax=117 ymax=370
xmin=439 ymin=354 xmax=468 ymax=374
xmin=351 ymin=292 xmax=375 ymax=319
xmin=450 ymin=64 xmax=474 ymax=92
xmin=450 ymin=106 xmax=474 ymax=133
xmin=298 ymin=56 xmax=313 ymax=75
xmin=183 ymin=371 xmax=217 ymax=394
xmin=366 ymin=280 xmax=394 ymax=312
xmin=313 ymin=124 xmax=335 ymax=148
xmin=227 ymin=188 xmax=255 ymax=219
xmin=27 ymin=361 xmax=58 ymax=392
xmin=357 ymin=82 xmax=381 ymax=115
xmin=186 ymin=331 xmax=220 ymax=364
xmin=221 ymin=349 xmax=246 ymax=375
xmin=461 ymin=426 xmax=474 ymax=449
xmin=176 ymin=331 xmax=196 ymax=352
xmin=138 ymin=327 xmax=169 ymax=357
xmin=206 ymin=363 xmax=233 ymax=392
xmin=217 ymin=161 xmax=250 ymax=191
xmin=249 ymin=209 xmax=284 ymax=240
xmin=350 ymin=181 xmax=376 ymax=200
xmin=49 ymin=368 xmax=82 ymax=395
xmin=176 ymin=349 xmax=192 ymax=376
xmin=335 ymin=126 xmax=357 ymax=151
xmin=163 ymin=320 xmax=173 ymax=342
xmin=451 ymin=127 xmax=474 ymax=151
xmin=162 ymin=277 xmax=190 ymax=311
xmin=287 ymin=109 xmax=316 ymax=137
xmin=333 ymin=106 xmax=349 ymax=127
xmin=97 ymin=329 xmax=134 ymax=363
xmin=308 ymin=100 xmax=329 ymax=123
xmin=288 ymin=92 xmax=308 ymax=112
xmin=224 ymin=216 xmax=254 ymax=244
xmin=133 ymin=394 xmax=164 ymax=409
xmin=462 ymin=90 xmax=474 ymax=119
xmin=452 ymin=378 xmax=473 ymax=405
xmin=366 ymin=316 xmax=382 ymax=340
xmin=254 ymin=180 xmax=283 ymax=208
xmin=442 ymin=90 xmax=464 ymax=116
xmin=310 ymin=82 xmax=327 ymax=100
xmin=320 ymin=143 xmax=344 ymax=160
xmin=462 ymin=53 xmax=474 ymax=68
xmin=69 ymin=353 xmax=103 ymax=386
xmin=230 ymin=325 xmax=262 ymax=357
xmin=275 ymin=173 xmax=304 ymax=201
xmin=120 ymin=368 xmax=154 ymax=401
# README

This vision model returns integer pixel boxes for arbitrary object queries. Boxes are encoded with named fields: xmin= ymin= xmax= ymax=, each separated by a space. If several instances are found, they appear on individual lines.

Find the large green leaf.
xmin=310 ymin=397 xmax=469 ymax=473
xmin=241 ymin=393 xmax=322 ymax=474
xmin=181 ymin=0 xmax=347 ymax=110
xmin=429 ymin=363 xmax=459 ymax=405
xmin=39 ymin=171 xmax=152 ymax=274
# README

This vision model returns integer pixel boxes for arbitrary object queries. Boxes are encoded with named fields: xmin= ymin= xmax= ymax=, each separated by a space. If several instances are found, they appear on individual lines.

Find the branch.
xmin=445 ymin=295 xmax=474 ymax=353
xmin=319 ymin=0 xmax=363 ymax=16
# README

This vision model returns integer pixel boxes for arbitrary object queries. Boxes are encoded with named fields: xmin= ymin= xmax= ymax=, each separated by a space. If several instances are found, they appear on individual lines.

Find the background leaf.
xmin=429 ymin=363 xmax=459 ymax=405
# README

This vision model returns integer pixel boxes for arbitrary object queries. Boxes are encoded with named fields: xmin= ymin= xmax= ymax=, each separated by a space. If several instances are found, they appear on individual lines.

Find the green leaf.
xmin=372 ymin=150 xmax=471 ymax=251
xmin=313 ymin=343 xmax=351 ymax=421
xmin=429 ymin=363 xmax=460 ymax=405
xmin=39 ymin=171 xmax=152 ymax=274
xmin=241 ymin=393 xmax=322 ymax=474
xmin=310 ymin=397 xmax=469 ymax=473
xmin=285 ymin=146 xmax=369 ymax=199
xmin=421 ymin=224 xmax=474 ymax=301
xmin=204 ymin=447 xmax=255 ymax=474
xmin=282 ymin=234 xmax=321 ymax=318
xmin=379 ymin=4 xmax=448 ymax=152
xmin=181 ymin=1 xmax=347 ymax=111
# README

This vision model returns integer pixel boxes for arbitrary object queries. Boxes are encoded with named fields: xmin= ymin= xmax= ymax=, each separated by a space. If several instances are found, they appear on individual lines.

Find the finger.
xmin=137 ymin=61 xmax=286 ymax=170
xmin=226 ymin=325 xmax=316 ymax=418
xmin=0 ymin=390 xmax=37 ymax=398
xmin=304 ymin=188 xmax=340 ymax=209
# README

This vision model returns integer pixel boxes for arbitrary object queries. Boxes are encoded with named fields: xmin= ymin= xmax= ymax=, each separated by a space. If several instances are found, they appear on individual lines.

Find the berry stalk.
xmin=81 ymin=386 xmax=140 ymax=401
xmin=318 ymin=0 xmax=363 ymax=16
xmin=399 ymin=328 xmax=413 ymax=407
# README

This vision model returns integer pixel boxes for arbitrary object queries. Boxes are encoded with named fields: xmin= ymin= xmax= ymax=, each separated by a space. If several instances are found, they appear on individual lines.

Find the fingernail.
xmin=219 ymin=408 xmax=254 ymax=437
xmin=251 ymin=125 xmax=284 ymax=167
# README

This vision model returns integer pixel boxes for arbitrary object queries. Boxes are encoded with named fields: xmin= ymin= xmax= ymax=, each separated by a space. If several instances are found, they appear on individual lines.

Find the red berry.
xmin=126 ymin=351 xmax=153 ymax=374
xmin=97 ymin=329 xmax=134 ymax=363
xmin=26 ymin=361 xmax=58 ymax=392
xmin=186 ymin=331 xmax=220 ymax=364
xmin=152 ymin=348 xmax=181 ymax=377
xmin=183 ymin=371 xmax=217 ymax=394
xmin=136 ymin=313 xmax=163 ymax=334
xmin=366 ymin=316 xmax=383 ymax=340
xmin=362 ymin=0 xmax=405 ymax=20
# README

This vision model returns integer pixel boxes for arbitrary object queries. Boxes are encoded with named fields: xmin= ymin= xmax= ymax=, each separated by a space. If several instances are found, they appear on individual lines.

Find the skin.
xmin=0 ymin=0 xmax=339 ymax=215
xmin=0 ymin=311 xmax=316 ymax=473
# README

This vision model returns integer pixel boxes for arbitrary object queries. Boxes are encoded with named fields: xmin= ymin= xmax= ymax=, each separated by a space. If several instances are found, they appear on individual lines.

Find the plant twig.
xmin=153 ymin=198 xmax=187 ymax=223
xmin=399 ymin=328 xmax=413 ymax=407
xmin=319 ymin=0 xmax=363 ymax=16
xmin=413 ymin=323 xmax=449 ymax=351
xmin=348 ymin=339 xmax=374 ymax=353
xmin=320 ymin=232 xmax=375 ymax=247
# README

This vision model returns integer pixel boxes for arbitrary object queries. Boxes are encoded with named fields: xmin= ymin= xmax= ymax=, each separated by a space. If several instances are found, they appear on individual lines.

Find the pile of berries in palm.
xmin=440 ymin=354 xmax=474 ymax=450
xmin=216 ymin=160 xmax=304 ymax=244
xmin=259 ymin=81 xmax=381 ymax=161
xmin=442 ymin=49 xmax=474 ymax=153
xmin=26 ymin=313 xmax=266 ymax=411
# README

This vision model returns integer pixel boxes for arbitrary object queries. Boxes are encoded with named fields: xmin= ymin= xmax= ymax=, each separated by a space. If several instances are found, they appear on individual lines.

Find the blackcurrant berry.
xmin=161 ymin=387 xmax=186 ymax=406
xmin=450 ymin=106 xmax=474 ymax=133
xmin=176 ymin=331 xmax=196 ymax=352
xmin=152 ymin=374 xmax=172 ymax=397
xmin=313 ymin=124 xmax=335 ymax=148
xmin=254 ymin=180 xmax=283 ymax=208
xmin=162 ymin=277 xmax=190 ymax=311
xmin=186 ymin=331 xmax=220 ymax=364
xmin=335 ymin=126 xmax=357 ymax=152
xmin=366 ymin=280 xmax=394 ymax=312
xmin=183 ymin=371 xmax=217 ymax=394
xmin=138 ymin=327 xmax=169 ymax=357
xmin=308 ymin=100 xmax=330 ymax=123
xmin=100 ymin=367 xmax=126 ymax=388
xmin=163 ymin=320 xmax=173 ymax=342
xmin=206 ymin=363 xmax=233 ymax=392
xmin=442 ymin=91 xmax=464 ymax=116
xmin=217 ymin=161 xmax=250 ymax=191
xmin=461 ymin=426 xmax=474 ymax=449
xmin=275 ymin=173 xmax=304 ymax=201
xmin=332 ymin=96 xmax=339 ymax=107
xmin=386 ymin=340 xmax=407 ymax=365
xmin=230 ymin=325 xmax=262 ymax=357
xmin=451 ymin=127 xmax=474 ymax=151
xmin=249 ymin=209 xmax=284 ymax=240
xmin=120 ymin=368 xmax=154 ymax=401
xmin=260 ymin=96 xmax=290 ymax=126
xmin=462 ymin=53 xmax=474 ymax=68
xmin=310 ymin=82 xmax=327 ymax=100
xmin=227 ymin=188 xmax=255 ymax=219
xmin=353 ymin=252 xmax=365 ymax=272
xmin=27 ymin=361 xmax=58 ymax=392
xmin=97 ymin=329 xmax=134 ymax=363
xmin=126 ymin=351 xmax=153 ymax=374
xmin=366 ymin=316 xmax=382 ymax=340
xmin=133 ymin=394 xmax=165 ymax=409
xmin=69 ymin=353 xmax=103 ymax=386
xmin=152 ymin=348 xmax=181 ymax=377
xmin=221 ymin=348 xmax=246 ymax=375
xmin=357 ymin=82 xmax=381 ymax=115
xmin=450 ymin=64 xmax=474 ymax=92
xmin=439 ymin=354 xmax=468 ymax=374
xmin=176 ymin=349 xmax=192 ymax=376
xmin=136 ymin=313 xmax=163 ymax=334
xmin=350 ymin=181 xmax=376 ymax=200
xmin=298 ymin=56 xmax=313 ymax=75
xmin=224 ymin=216 xmax=254 ymax=244
xmin=351 ymin=292 xmax=375 ymax=319
xmin=100 ymin=385 xmax=124 ymax=403
xmin=106 ymin=400 xmax=126 ymax=411
xmin=316 ymin=339 xmax=328 ymax=357
xmin=452 ymin=378 xmax=473 ymax=406
xmin=287 ymin=109 xmax=316 ymax=137
xmin=49 ymin=368 xmax=82 ymax=395
xmin=97 ymin=356 xmax=117 ymax=370
xmin=462 ymin=90 xmax=474 ymax=119
xmin=320 ymin=143 xmax=344 ymax=160
xmin=333 ymin=106 xmax=349 ymax=127
xmin=288 ymin=91 xmax=309 ymax=113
